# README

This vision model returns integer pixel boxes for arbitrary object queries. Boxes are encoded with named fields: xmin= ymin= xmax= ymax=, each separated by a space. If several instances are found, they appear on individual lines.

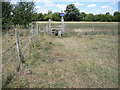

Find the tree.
xmin=79 ymin=12 xmax=87 ymax=21
xmin=92 ymin=15 xmax=99 ymax=21
xmin=2 ymin=2 xmax=13 ymax=29
xmin=32 ymin=12 xmax=38 ymax=21
xmin=43 ymin=11 xmax=53 ymax=21
xmin=85 ymin=13 xmax=94 ymax=21
xmin=65 ymin=4 xmax=80 ymax=21
xmin=113 ymin=11 xmax=120 ymax=21
xmin=12 ymin=2 xmax=35 ymax=27
xmin=105 ymin=12 xmax=110 ymax=15
xmin=37 ymin=13 xmax=44 ymax=21
xmin=32 ymin=13 xmax=44 ymax=21
xmin=104 ymin=12 xmax=113 ymax=22
xmin=53 ymin=12 xmax=61 ymax=21
xmin=113 ymin=11 xmax=120 ymax=16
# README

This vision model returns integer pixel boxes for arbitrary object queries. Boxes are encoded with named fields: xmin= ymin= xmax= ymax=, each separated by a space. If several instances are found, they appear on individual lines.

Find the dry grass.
xmin=37 ymin=21 xmax=118 ymax=23
xmin=2 ymin=22 xmax=118 ymax=88
xmin=5 ymin=33 xmax=118 ymax=88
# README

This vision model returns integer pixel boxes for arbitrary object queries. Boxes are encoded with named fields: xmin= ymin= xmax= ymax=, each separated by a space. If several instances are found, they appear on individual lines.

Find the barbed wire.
xmin=21 ymin=39 xmax=31 ymax=60
xmin=22 ymin=37 xmax=31 ymax=54
xmin=3 ymin=54 xmax=17 ymax=65
xmin=19 ymin=35 xmax=31 ymax=49
xmin=1 ymin=43 xmax=16 ymax=55
xmin=1 ymin=36 xmax=29 ymax=56
xmin=18 ymin=35 xmax=29 ymax=43
xmin=2 ymin=25 xmax=39 ymax=62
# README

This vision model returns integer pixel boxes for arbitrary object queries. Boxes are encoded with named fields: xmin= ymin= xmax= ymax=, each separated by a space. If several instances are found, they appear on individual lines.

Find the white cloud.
xmin=87 ymin=4 xmax=96 ymax=7
xmin=74 ymin=2 xmax=84 ymax=6
xmin=110 ymin=1 xmax=118 ymax=5
xmin=37 ymin=8 xmax=48 ymax=14
xmin=56 ymin=4 xmax=67 ymax=11
xmin=35 ymin=6 xmax=41 ymax=9
xmin=44 ymin=1 xmax=54 ymax=6
xmin=100 ymin=5 xmax=113 ymax=14
xmin=96 ymin=10 xmax=102 ymax=14
xmin=10 ymin=0 xmax=17 ymax=4
xmin=7 ymin=0 xmax=120 ymax=3
xmin=33 ymin=0 xmax=54 ymax=6
xmin=101 ymin=5 xmax=112 ymax=10
xmin=41 ymin=9 xmax=48 ymax=14
xmin=33 ymin=0 xmax=120 ymax=2
xmin=33 ymin=0 xmax=44 ymax=3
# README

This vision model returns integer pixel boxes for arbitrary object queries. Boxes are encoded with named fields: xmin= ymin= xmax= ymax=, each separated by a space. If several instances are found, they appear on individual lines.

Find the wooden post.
xmin=58 ymin=30 xmax=62 ymax=37
xmin=36 ymin=23 xmax=39 ymax=34
xmin=31 ymin=23 xmax=33 ymax=36
xmin=61 ymin=10 xmax=65 ymax=33
xmin=15 ymin=28 xmax=21 ymax=72
xmin=31 ymin=23 xmax=34 ymax=40
xmin=48 ymin=19 xmax=51 ymax=33
xmin=61 ymin=16 xmax=65 ymax=32
xmin=31 ymin=23 xmax=36 ymax=48
xmin=92 ymin=22 xmax=94 ymax=33
xmin=45 ymin=24 xmax=48 ymax=33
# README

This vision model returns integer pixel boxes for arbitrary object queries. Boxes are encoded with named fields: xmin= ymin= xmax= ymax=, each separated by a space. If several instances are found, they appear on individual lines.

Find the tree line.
xmin=2 ymin=2 xmax=120 ymax=29
xmin=33 ymin=4 xmax=120 ymax=22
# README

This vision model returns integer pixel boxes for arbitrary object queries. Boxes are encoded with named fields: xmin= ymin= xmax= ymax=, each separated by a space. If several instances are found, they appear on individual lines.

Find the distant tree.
xmin=43 ymin=11 xmax=53 ymax=21
xmin=113 ymin=11 xmax=120 ymax=21
xmin=12 ymin=2 xmax=35 ymax=27
xmin=65 ymin=4 xmax=80 ymax=21
xmin=92 ymin=15 xmax=99 ymax=21
xmin=2 ymin=2 xmax=13 ymax=29
xmin=48 ymin=10 xmax=52 ymax=14
xmin=32 ymin=12 xmax=38 ymax=21
xmin=37 ymin=13 xmax=44 ymax=21
xmin=104 ymin=13 xmax=113 ymax=22
xmin=79 ymin=12 xmax=87 ymax=21
xmin=43 ymin=13 xmax=53 ymax=21
xmin=53 ymin=12 xmax=61 ymax=21
xmin=105 ymin=12 xmax=110 ymax=15
xmin=96 ymin=14 xmax=105 ymax=22
xmin=113 ymin=11 xmax=120 ymax=16
xmin=85 ymin=13 xmax=94 ymax=21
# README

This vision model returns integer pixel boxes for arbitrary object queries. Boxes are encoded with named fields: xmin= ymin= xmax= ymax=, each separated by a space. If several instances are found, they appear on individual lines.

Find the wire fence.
xmin=2 ymin=23 xmax=40 ymax=87
xmin=2 ymin=21 xmax=118 ymax=87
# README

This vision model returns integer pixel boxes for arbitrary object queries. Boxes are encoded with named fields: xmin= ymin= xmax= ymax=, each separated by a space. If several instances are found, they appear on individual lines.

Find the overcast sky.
xmin=10 ymin=0 xmax=119 ymax=15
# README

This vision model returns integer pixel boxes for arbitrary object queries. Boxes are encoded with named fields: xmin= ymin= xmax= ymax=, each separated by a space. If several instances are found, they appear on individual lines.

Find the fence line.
xmin=1 ymin=43 xmax=16 ymax=55
xmin=5 ymin=55 xmax=17 ymax=65
xmin=2 ymin=22 xmax=41 ymax=73
xmin=2 ymin=22 xmax=56 ymax=87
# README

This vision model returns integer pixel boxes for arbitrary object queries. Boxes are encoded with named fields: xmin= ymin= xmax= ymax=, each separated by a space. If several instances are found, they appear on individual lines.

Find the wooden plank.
xmin=51 ymin=26 xmax=62 ymax=28
xmin=51 ymin=28 xmax=62 ymax=30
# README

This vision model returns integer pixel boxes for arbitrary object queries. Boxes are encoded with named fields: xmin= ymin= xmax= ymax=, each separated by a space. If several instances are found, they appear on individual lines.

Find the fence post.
xmin=15 ymin=28 xmax=21 ymax=72
xmin=31 ymin=23 xmax=34 ymax=41
xmin=31 ymin=23 xmax=33 ymax=36
xmin=58 ymin=30 xmax=62 ymax=37
xmin=48 ymin=19 xmax=51 ymax=33
xmin=61 ymin=16 xmax=65 ymax=32
xmin=36 ymin=23 xmax=39 ymax=34
xmin=31 ymin=23 xmax=37 ymax=48
xmin=92 ymin=22 xmax=94 ymax=33
xmin=46 ymin=24 xmax=48 ymax=33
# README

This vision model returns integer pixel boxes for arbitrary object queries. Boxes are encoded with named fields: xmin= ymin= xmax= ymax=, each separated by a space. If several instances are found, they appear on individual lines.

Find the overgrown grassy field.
xmin=2 ymin=22 xmax=118 ymax=88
